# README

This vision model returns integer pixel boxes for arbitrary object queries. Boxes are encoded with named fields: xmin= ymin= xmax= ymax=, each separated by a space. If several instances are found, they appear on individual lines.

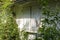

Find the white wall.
xmin=15 ymin=5 xmax=41 ymax=33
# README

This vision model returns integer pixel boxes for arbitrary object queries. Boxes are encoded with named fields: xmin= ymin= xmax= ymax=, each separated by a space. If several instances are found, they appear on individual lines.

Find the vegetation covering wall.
xmin=0 ymin=0 xmax=60 ymax=40
xmin=38 ymin=0 xmax=60 ymax=40
xmin=12 ymin=0 xmax=60 ymax=40
xmin=0 ymin=0 xmax=20 ymax=40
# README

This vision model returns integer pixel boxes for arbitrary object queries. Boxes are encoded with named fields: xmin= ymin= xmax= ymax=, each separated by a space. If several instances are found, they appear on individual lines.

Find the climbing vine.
xmin=0 ymin=0 xmax=20 ymax=40
xmin=38 ymin=0 xmax=60 ymax=40
xmin=0 ymin=0 xmax=60 ymax=40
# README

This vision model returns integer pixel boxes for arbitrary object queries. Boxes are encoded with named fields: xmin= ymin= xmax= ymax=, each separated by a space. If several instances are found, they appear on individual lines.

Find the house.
xmin=12 ymin=0 xmax=60 ymax=40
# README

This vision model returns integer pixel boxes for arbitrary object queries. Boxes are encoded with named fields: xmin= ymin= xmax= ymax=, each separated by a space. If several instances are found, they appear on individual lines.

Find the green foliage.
xmin=20 ymin=30 xmax=28 ymax=40
xmin=0 ymin=0 xmax=20 ymax=40
xmin=0 ymin=0 xmax=13 ymax=9
xmin=38 ymin=0 xmax=60 ymax=40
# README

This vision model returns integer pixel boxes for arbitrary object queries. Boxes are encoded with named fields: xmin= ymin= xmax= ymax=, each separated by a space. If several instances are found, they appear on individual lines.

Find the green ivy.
xmin=38 ymin=0 xmax=60 ymax=40
xmin=0 ymin=0 xmax=20 ymax=40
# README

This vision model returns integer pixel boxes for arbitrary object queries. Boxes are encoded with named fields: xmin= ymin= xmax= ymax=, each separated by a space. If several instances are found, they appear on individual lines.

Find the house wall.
xmin=15 ymin=5 xmax=41 ymax=33
xmin=13 ymin=3 xmax=41 ymax=40
xmin=13 ymin=1 xmax=60 ymax=40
